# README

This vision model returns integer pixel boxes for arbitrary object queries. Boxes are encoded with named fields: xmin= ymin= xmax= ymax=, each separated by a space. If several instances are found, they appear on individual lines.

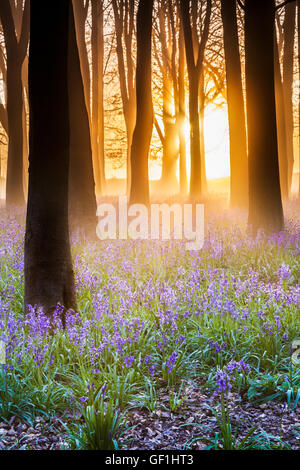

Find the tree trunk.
xmin=22 ymin=55 xmax=29 ymax=199
xmin=245 ymin=0 xmax=283 ymax=234
xmin=91 ymin=0 xmax=103 ymax=197
xmin=161 ymin=67 xmax=178 ymax=191
xmin=5 ymin=58 xmax=25 ymax=206
xmin=274 ymin=35 xmax=289 ymax=200
xmin=161 ymin=64 xmax=179 ymax=190
xmin=221 ymin=0 xmax=248 ymax=208
xmin=98 ymin=4 xmax=106 ymax=193
xmin=159 ymin=2 xmax=178 ymax=192
xmin=112 ymin=0 xmax=136 ymax=196
xmin=0 ymin=0 xmax=29 ymax=207
xmin=129 ymin=0 xmax=154 ymax=205
xmin=283 ymin=1 xmax=296 ymax=194
xmin=125 ymin=115 xmax=135 ymax=194
xmin=22 ymin=89 xmax=28 ymax=198
xmin=180 ymin=0 xmax=211 ymax=199
xmin=68 ymin=1 xmax=97 ymax=233
xmin=25 ymin=0 xmax=76 ymax=317
xmin=199 ymin=71 xmax=207 ymax=194
xmin=189 ymin=75 xmax=202 ymax=197
xmin=178 ymin=21 xmax=188 ymax=195
xmin=73 ymin=0 xmax=91 ymax=118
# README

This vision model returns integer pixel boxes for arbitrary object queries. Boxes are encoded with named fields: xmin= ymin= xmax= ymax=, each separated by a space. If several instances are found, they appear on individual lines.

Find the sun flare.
xmin=181 ymin=105 xmax=230 ymax=182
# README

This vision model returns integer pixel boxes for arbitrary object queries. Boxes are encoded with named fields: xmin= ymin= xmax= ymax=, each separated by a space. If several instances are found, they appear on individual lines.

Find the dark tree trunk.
xmin=159 ymin=2 xmax=178 ymax=192
xmin=161 ymin=85 xmax=178 ymax=190
xmin=125 ymin=116 xmax=135 ymax=194
xmin=189 ymin=75 xmax=201 ymax=197
xmin=129 ymin=0 xmax=154 ymax=205
xmin=73 ymin=0 xmax=91 ymax=117
xmin=161 ymin=123 xmax=178 ymax=191
xmin=245 ymin=0 xmax=284 ymax=234
xmin=6 ymin=59 xmax=24 ymax=206
xmin=25 ymin=0 xmax=76 ymax=316
xmin=221 ymin=0 xmax=248 ymax=207
xmin=161 ymin=70 xmax=178 ymax=190
xmin=91 ymin=0 xmax=104 ymax=197
xmin=98 ymin=5 xmax=106 ymax=193
xmin=0 ymin=0 xmax=29 ymax=207
xmin=274 ymin=35 xmax=289 ymax=200
xmin=22 ymin=56 xmax=29 ymax=198
xmin=283 ymin=1 xmax=296 ymax=194
xmin=22 ymin=87 xmax=29 ymax=198
xmin=112 ymin=0 xmax=136 ymax=195
xmin=68 ymin=2 xmax=97 ymax=233
xmin=178 ymin=20 xmax=188 ymax=195
xmin=180 ymin=0 xmax=211 ymax=198
xmin=199 ymin=72 xmax=207 ymax=194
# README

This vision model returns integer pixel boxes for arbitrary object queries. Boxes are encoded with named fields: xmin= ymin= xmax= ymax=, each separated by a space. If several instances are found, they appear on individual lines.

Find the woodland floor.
xmin=0 ymin=384 xmax=299 ymax=450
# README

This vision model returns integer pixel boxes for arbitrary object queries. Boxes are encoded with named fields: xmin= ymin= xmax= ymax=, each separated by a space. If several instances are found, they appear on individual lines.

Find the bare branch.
xmin=237 ymin=0 xmax=245 ymax=11
xmin=275 ymin=0 xmax=296 ymax=11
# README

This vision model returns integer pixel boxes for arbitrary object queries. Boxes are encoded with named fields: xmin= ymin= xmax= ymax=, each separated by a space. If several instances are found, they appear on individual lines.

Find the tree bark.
xmin=221 ymin=0 xmax=248 ymax=207
xmin=98 ymin=4 xmax=106 ymax=193
xmin=180 ymin=0 xmax=211 ymax=198
xmin=178 ymin=19 xmax=188 ymax=195
xmin=283 ymin=1 xmax=296 ymax=194
xmin=274 ymin=34 xmax=289 ymax=199
xmin=199 ymin=71 xmax=207 ymax=194
xmin=160 ymin=72 xmax=178 ymax=191
xmin=0 ymin=0 xmax=29 ymax=207
xmin=159 ymin=1 xmax=178 ymax=192
xmin=129 ymin=0 xmax=154 ymax=205
xmin=91 ymin=0 xmax=104 ymax=197
xmin=245 ymin=0 xmax=284 ymax=233
xmin=6 ymin=59 xmax=24 ymax=206
xmin=73 ymin=0 xmax=91 ymax=117
xmin=68 ymin=1 xmax=97 ymax=233
xmin=25 ymin=0 xmax=76 ymax=317
xmin=112 ymin=0 xmax=136 ymax=195
xmin=22 ymin=54 xmax=29 ymax=199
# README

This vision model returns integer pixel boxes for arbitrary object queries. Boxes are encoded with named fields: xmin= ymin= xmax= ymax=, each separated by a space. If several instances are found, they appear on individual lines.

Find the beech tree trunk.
xmin=112 ymin=0 xmax=136 ymax=195
xmin=189 ymin=75 xmax=201 ymax=197
xmin=274 ymin=35 xmax=289 ymax=200
xmin=6 ymin=59 xmax=24 ymax=206
xmin=178 ymin=20 xmax=188 ymax=195
xmin=283 ymin=1 xmax=296 ymax=194
xmin=25 ymin=0 xmax=76 ymax=316
xmin=159 ymin=2 xmax=178 ymax=192
xmin=129 ymin=0 xmax=154 ymax=205
xmin=161 ymin=69 xmax=178 ymax=190
xmin=199 ymin=72 xmax=207 ymax=194
xmin=180 ymin=0 xmax=211 ymax=198
xmin=73 ymin=0 xmax=91 ymax=117
xmin=68 ymin=1 xmax=97 ymax=233
xmin=91 ymin=0 xmax=105 ymax=197
xmin=0 ymin=0 xmax=29 ymax=207
xmin=98 ymin=5 xmax=106 ymax=194
xmin=221 ymin=0 xmax=248 ymax=207
xmin=245 ymin=0 xmax=284 ymax=234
